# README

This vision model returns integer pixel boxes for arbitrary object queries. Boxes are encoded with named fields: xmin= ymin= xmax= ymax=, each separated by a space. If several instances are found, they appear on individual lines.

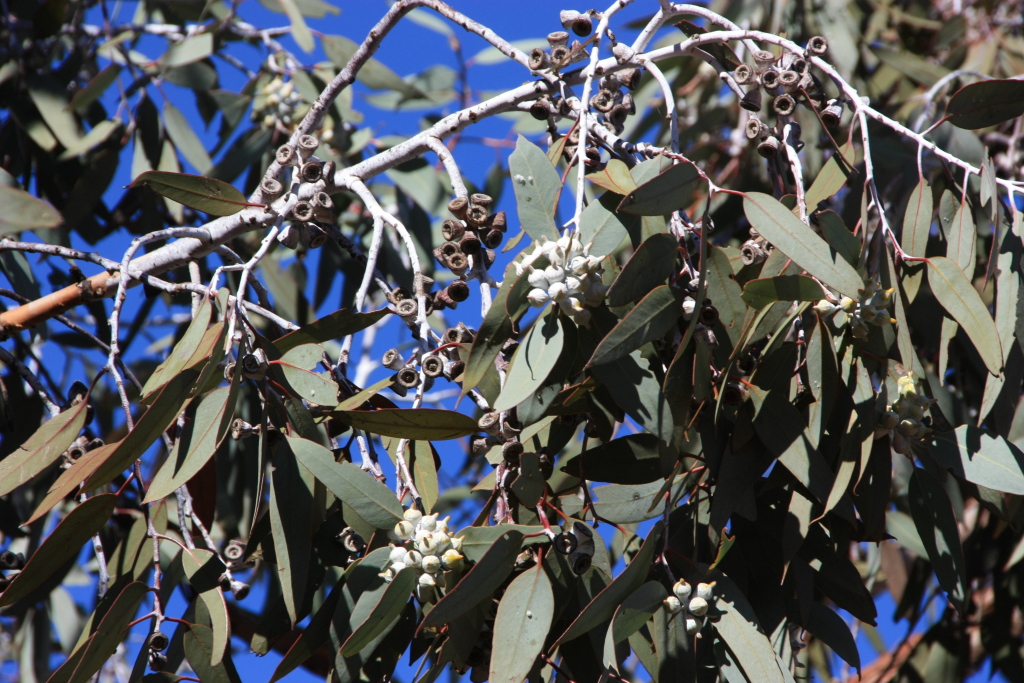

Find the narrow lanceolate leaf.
xmin=606 ymin=233 xmax=679 ymax=307
xmin=129 ymin=171 xmax=259 ymax=216
xmin=806 ymin=603 xmax=861 ymax=672
xmin=560 ymin=433 xmax=664 ymax=485
xmin=144 ymin=382 xmax=237 ymax=503
xmin=902 ymin=180 xmax=932 ymax=259
xmin=335 ymin=376 xmax=394 ymax=411
xmin=509 ymin=135 xmax=562 ymax=241
xmin=908 ymin=467 xmax=969 ymax=616
xmin=743 ymin=192 xmax=863 ymax=297
xmin=0 ymin=185 xmax=62 ymax=235
xmin=269 ymin=582 xmax=343 ymax=683
xmin=67 ymin=63 xmax=122 ymax=112
xmin=926 ymin=256 xmax=1002 ymax=375
xmin=588 ymin=286 xmax=684 ymax=367
xmin=287 ymin=436 xmax=403 ymax=529
xmin=804 ymin=141 xmax=855 ymax=209
xmin=342 ymin=566 xmax=417 ymax=656
xmin=181 ymin=549 xmax=231 ymax=665
xmin=0 ymin=397 xmax=88 ymax=497
xmin=617 ymin=161 xmax=706 ymax=216
xmin=610 ymin=581 xmax=668 ymax=644
xmin=553 ymin=522 xmax=662 ymax=647
xmin=270 ymin=439 xmax=314 ymax=628
xmin=274 ymin=308 xmax=390 ymax=353
xmin=0 ymin=495 xmax=115 ymax=607
xmin=488 ymin=562 xmax=554 ymax=683
xmin=184 ymin=624 xmax=242 ymax=683
xmin=579 ymin=191 xmax=637 ymax=257
xmin=336 ymin=408 xmax=478 ymax=441
xmin=712 ymin=573 xmax=787 ymax=683
xmin=494 ymin=308 xmax=564 ymax=412
xmin=930 ymin=426 xmax=1024 ymax=495
xmin=945 ymin=79 xmax=1024 ymax=130
xmin=455 ymin=525 xmax=548 ymax=563
xmin=141 ymin=299 xmax=213 ymax=400
xmin=420 ymin=530 xmax=524 ymax=631
xmin=55 ymin=581 xmax=148 ymax=683
xmin=741 ymin=275 xmax=826 ymax=310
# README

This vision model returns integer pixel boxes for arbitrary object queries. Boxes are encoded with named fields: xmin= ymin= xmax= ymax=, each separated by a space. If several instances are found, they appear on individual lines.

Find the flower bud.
xmin=421 ymin=555 xmax=441 ymax=573
xmin=686 ymin=618 xmax=700 ymax=635
xmin=548 ymin=282 xmax=569 ymax=302
xmin=696 ymin=582 xmax=714 ymax=600
xmin=393 ymin=520 xmax=415 ymax=541
xmin=441 ymin=548 xmax=464 ymax=571
xmin=664 ymin=596 xmax=683 ymax=614
xmin=688 ymin=596 xmax=709 ymax=616
xmin=420 ymin=514 xmax=438 ymax=532
xmin=673 ymin=579 xmax=692 ymax=601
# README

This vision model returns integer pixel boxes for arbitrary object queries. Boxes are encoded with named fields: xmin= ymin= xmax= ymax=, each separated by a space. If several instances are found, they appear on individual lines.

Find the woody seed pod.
xmin=745 ymin=117 xmax=767 ymax=140
xmin=277 ymin=223 xmax=299 ymax=248
xmin=547 ymin=31 xmax=570 ymax=48
xmin=297 ymin=134 xmax=319 ymax=155
xmin=230 ymin=581 xmax=250 ymax=600
xmin=440 ymin=241 xmax=461 ymax=259
xmin=779 ymin=70 xmax=800 ymax=93
xmin=470 ymin=193 xmax=493 ymax=208
xmin=149 ymin=652 xmax=168 ymax=672
xmin=396 ymin=367 xmax=420 ymax=389
xmin=608 ymin=103 xmax=629 ymax=127
xmin=722 ymin=382 xmax=750 ymax=406
xmin=447 ymin=252 xmax=468 ymax=276
xmin=698 ymin=305 xmax=719 ymax=326
xmin=302 ymin=223 xmax=328 ymax=249
xmin=821 ymin=99 xmax=844 ymax=127
xmin=621 ymin=92 xmax=636 ymax=114
xmin=441 ymin=219 xmax=466 ymax=241
xmin=757 ymin=135 xmax=780 ymax=159
xmin=590 ymin=89 xmax=615 ymax=113
xmin=489 ymin=210 xmax=507 ymax=232
xmin=448 ymin=196 xmax=469 ymax=220
xmin=789 ymin=57 xmax=808 ymax=74
xmin=275 ymin=144 xmax=296 ymax=166
xmin=733 ymin=64 xmax=753 ymax=84
xmin=760 ymin=69 xmax=780 ymax=90
xmin=448 ymin=360 xmax=465 ymax=379
xmin=741 ymin=238 xmax=768 ymax=265
xmin=382 ymin=348 xmax=404 ymax=371
xmin=559 ymin=10 xmax=580 ymax=29
xmin=437 ymin=281 xmax=470 ymax=305
xmin=459 ymin=232 xmax=481 ymax=255
xmin=389 ymin=286 xmax=412 ymax=303
xmin=740 ymin=87 xmax=762 ymax=112
xmin=550 ymin=45 xmax=570 ymax=64
xmin=529 ymin=48 xmax=551 ymax=71
xmin=299 ymin=160 xmax=322 ymax=183
xmin=502 ymin=441 xmax=524 ymax=466
xmin=807 ymin=36 xmax=828 ymax=56
xmin=478 ymin=411 xmax=501 ymax=435
xmin=260 ymin=177 xmax=284 ymax=199
xmin=149 ymin=631 xmax=169 ymax=652
xmin=241 ymin=349 xmax=269 ymax=381
xmin=530 ymin=98 xmax=553 ymax=120
xmin=291 ymin=200 xmax=314 ymax=222
xmin=753 ymin=50 xmax=775 ymax=70
xmin=312 ymin=191 xmax=334 ymax=222
xmin=224 ymin=540 xmax=246 ymax=563
xmin=612 ymin=43 xmax=635 ymax=63
xmin=482 ymin=229 xmax=503 ymax=249
xmin=422 ymin=355 xmax=445 ymax=378
xmin=617 ymin=67 xmax=641 ymax=90
xmin=466 ymin=204 xmax=489 ymax=228
xmin=395 ymin=299 xmax=418 ymax=320
xmin=571 ymin=14 xmax=592 ymax=36
xmin=773 ymin=93 xmax=796 ymax=117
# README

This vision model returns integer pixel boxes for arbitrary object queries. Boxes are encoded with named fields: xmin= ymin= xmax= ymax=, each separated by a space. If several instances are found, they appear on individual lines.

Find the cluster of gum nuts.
xmin=383 ymin=508 xmax=466 ymax=602
xmin=518 ymin=232 xmax=607 ymax=326
xmin=814 ymin=279 xmax=895 ymax=340
xmin=879 ymin=373 xmax=936 ymax=456
xmin=663 ymin=579 xmax=715 ymax=636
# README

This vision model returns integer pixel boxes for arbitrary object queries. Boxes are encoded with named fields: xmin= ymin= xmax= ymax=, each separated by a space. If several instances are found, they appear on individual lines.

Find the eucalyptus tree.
xmin=1 ymin=0 xmax=1023 ymax=682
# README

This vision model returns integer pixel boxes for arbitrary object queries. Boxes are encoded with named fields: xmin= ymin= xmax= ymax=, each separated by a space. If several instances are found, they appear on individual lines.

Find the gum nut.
xmin=860 ymin=306 xmax=878 ymax=323
xmin=686 ymin=618 xmax=700 ymax=635
xmin=880 ymin=410 xmax=900 ymax=429
xmin=572 ymin=309 xmax=592 ymax=326
xmin=404 ymin=550 xmax=423 ymax=567
xmin=557 ymin=234 xmax=572 ymax=251
xmin=420 ymin=514 xmax=438 ymax=531
xmin=528 ymin=288 xmax=551 ymax=307
xmin=586 ymin=255 xmax=603 ymax=271
xmin=422 ymin=555 xmax=442 ymax=573
xmin=548 ymin=282 xmax=569 ymax=302
xmin=840 ymin=296 xmax=857 ymax=313
xmin=682 ymin=298 xmax=696 ymax=319
xmin=404 ymin=508 xmax=424 ymax=524
xmin=394 ymin=521 xmax=415 ymax=541
xmin=441 ymin=549 xmax=464 ymax=570
xmin=528 ymin=269 xmax=550 ymax=289
xmin=564 ymin=276 xmax=582 ymax=294
xmin=673 ymin=579 xmax=692 ymax=601
xmin=663 ymin=596 xmax=683 ymax=614
xmin=910 ymin=405 xmax=925 ymax=421
xmin=415 ymin=528 xmax=431 ymax=543
xmin=390 ymin=561 xmax=407 ymax=574
xmin=688 ymin=596 xmax=709 ymax=616
xmin=570 ymin=255 xmax=588 ymax=273
xmin=897 ymin=419 xmax=919 ymax=437
xmin=431 ymin=531 xmax=452 ymax=553
xmin=390 ymin=545 xmax=409 ymax=564
xmin=451 ymin=536 xmax=464 ymax=551
xmin=418 ymin=536 xmax=440 ymax=556
xmin=545 ymin=265 xmax=565 ymax=283
xmin=584 ymin=283 xmax=607 ymax=305
xmin=696 ymin=582 xmax=714 ymax=600
xmin=814 ymin=299 xmax=834 ymax=314
xmin=419 ymin=572 xmax=437 ymax=587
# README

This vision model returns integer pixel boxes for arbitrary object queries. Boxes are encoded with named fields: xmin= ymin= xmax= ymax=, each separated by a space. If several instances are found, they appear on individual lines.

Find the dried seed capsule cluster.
xmin=663 ymin=579 xmax=716 ymax=636
xmin=814 ymin=279 xmax=895 ymax=340
xmin=434 ymin=195 xmax=503 ymax=291
xmin=518 ymin=233 xmax=607 ymax=327
xmin=878 ymin=372 xmax=936 ymax=456
xmin=384 ymin=509 xmax=466 ymax=602
xmin=735 ymin=37 xmax=836 ymax=159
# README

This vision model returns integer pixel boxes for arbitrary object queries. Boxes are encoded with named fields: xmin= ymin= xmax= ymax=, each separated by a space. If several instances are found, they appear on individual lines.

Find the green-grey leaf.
xmin=129 ymin=171 xmax=253 ymax=217
xmin=336 ymin=408 xmax=478 ymax=441
xmin=181 ymin=549 xmax=230 ymax=665
xmin=743 ymin=192 xmax=863 ymax=297
xmin=741 ymin=275 xmax=826 ymax=310
xmin=712 ymin=572 xmax=787 ymax=683
xmin=560 ymin=433 xmax=665 ymax=485
xmin=488 ymin=562 xmax=554 ymax=683
xmin=606 ymin=233 xmax=679 ymax=307
xmin=804 ymin=142 xmax=855 ymax=208
xmin=0 ymin=397 xmax=88 ymax=497
xmin=0 ymin=184 xmax=63 ymax=235
xmin=617 ymin=161 xmax=705 ymax=216
xmin=908 ymin=467 xmax=968 ymax=616
xmin=945 ymin=79 xmax=1024 ymax=130
xmin=341 ymin=566 xmax=417 ymax=656
xmin=926 ymin=256 xmax=1001 ymax=374
xmin=589 ymin=286 xmax=684 ymax=366
xmin=930 ymin=425 xmax=1024 ymax=495
xmin=579 ymin=191 xmax=636 ymax=257
xmin=509 ymin=135 xmax=562 ymax=241
xmin=494 ymin=308 xmax=564 ymax=412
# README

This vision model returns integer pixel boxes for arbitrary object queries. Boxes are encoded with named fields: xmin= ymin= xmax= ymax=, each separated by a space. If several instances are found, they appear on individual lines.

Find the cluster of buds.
xmin=518 ymin=233 xmax=607 ymax=326
xmin=880 ymin=373 xmax=935 ymax=456
xmin=434 ymin=194 xmax=504 ymax=282
xmin=734 ymin=38 xmax=834 ymax=157
xmin=252 ymin=77 xmax=306 ymax=130
xmin=814 ymin=280 xmax=895 ymax=340
xmin=663 ymin=579 xmax=715 ymax=636
xmin=384 ymin=508 xmax=466 ymax=602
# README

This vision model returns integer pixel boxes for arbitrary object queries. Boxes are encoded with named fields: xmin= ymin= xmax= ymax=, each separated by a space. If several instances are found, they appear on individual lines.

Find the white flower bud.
xmin=840 ymin=296 xmax=857 ymax=313
xmin=390 ymin=561 xmax=406 ymax=574
xmin=437 ymin=516 xmax=451 ymax=533
xmin=418 ymin=572 xmax=436 ymax=587
xmin=569 ymin=255 xmax=588 ymax=274
xmin=450 ymin=536 xmax=464 ymax=551
xmin=673 ymin=579 xmax=692 ymax=601
xmin=389 ymin=545 xmax=408 ymax=564
xmin=527 ymin=288 xmax=551 ymax=307
xmin=421 ymin=555 xmax=442 ymax=573
xmin=418 ymin=534 xmax=440 ymax=556
xmin=431 ymin=531 xmax=452 ymax=553
xmin=564 ymin=276 xmax=582 ymax=295
xmin=419 ymin=514 xmax=438 ymax=532
xmin=403 ymin=550 xmax=423 ymax=568
xmin=688 ymin=596 xmax=708 ymax=616
xmin=663 ymin=596 xmax=683 ymax=614
xmin=548 ymin=281 xmax=569 ymax=302
xmin=528 ymin=269 xmax=550 ymax=290
xmin=441 ymin=549 xmax=464 ymax=570
xmin=403 ymin=508 xmax=423 ymax=524
xmin=696 ymin=582 xmax=714 ymax=600
xmin=545 ymin=265 xmax=565 ymax=283
xmin=393 ymin=521 xmax=415 ymax=541
xmin=572 ymin=309 xmax=592 ymax=327
xmin=686 ymin=617 xmax=700 ymax=635
xmin=682 ymin=298 xmax=696 ymax=320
